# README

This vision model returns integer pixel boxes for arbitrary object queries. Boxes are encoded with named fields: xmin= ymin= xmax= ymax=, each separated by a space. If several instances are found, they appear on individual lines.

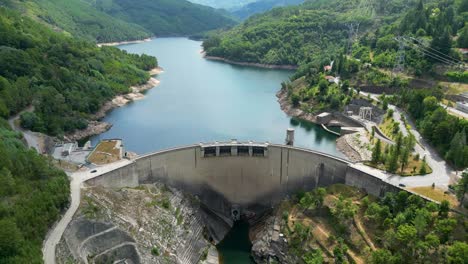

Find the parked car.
xmin=90 ymin=169 xmax=97 ymax=173
xmin=398 ymin=183 xmax=406 ymax=187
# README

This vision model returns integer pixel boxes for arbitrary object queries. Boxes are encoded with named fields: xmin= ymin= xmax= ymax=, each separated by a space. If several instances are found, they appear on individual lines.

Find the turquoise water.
xmin=90 ymin=38 xmax=342 ymax=157
xmin=89 ymin=37 xmax=343 ymax=262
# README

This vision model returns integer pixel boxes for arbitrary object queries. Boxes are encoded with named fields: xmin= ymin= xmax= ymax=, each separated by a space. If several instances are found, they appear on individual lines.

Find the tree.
xmin=454 ymin=171 xmax=468 ymax=205
xmin=419 ymin=157 xmax=427 ymax=175
xmin=341 ymin=80 xmax=349 ymax=93
xmin=291 ymin=93 xmax=300 ymax=107
xmin=430 ymin=27 xmax=452 ymax=56
xmin=300 ymin=188 xmax=326 ymax=211
xmin=438 ymin=200 xmax=450 ymax=218
xmin=370 ymin=249 xmax=400 ymax=264
xmin=458 ymin=25 xmax=468 ymax=48
xmin=303 ymin=249 xmax=324 ymax=264
xmin=386 ymin=147 xmax=399 ymax=173
xmin=447 ymin=242 xmax=468 ymax=264
xmin=413 ymin=209 xmax=430 ymax=236
xmin=435 ymin=218 xmax=457 ymax=243
xmin=318 ymin=79 xmax=328 ymax=95
xmin=331 ymin=195 xmax=358 ymax=223
xmin=372 ymin=139 xmax=382 ymax=164
xmin=0 ymin=219 xmax=23 ymax=261
xmin=333 ymin=238 xmax=348 ymax=264
xmin=400 ymin=145 xmax=410 ymax=173
xmin=446 ymin=130 xmax=467 ymax=169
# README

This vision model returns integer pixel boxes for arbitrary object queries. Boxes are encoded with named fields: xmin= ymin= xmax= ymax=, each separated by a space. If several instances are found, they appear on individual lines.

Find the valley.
xmin=0 ymin=0 xmax=467 ymax=264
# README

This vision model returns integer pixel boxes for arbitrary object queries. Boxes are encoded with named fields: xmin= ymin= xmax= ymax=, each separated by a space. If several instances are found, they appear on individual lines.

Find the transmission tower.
xmin=357 ymin=0 xmax=375 ymax=17
xmin=346 ymin=23 xmax=360 ymax=56
xmin=392 ymin=36 xmax=406 ymax=76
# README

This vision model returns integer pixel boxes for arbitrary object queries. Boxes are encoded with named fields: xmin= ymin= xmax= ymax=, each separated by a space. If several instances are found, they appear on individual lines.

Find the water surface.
xmin=91 ymin=38 xmax=342 ymax=157
xmin=217 ymin=221 xmax=255 ymax=264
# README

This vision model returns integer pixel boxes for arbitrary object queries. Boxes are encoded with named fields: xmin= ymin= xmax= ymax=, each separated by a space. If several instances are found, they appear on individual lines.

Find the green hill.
xmin=89 ymin=0 xmax=238 ymax=36
xmin=204 ymin=0 xmax=468 ymax=169
xmin=0 ymin=0 xmax=152 ymax=42
xmin=231 ymin=0 xmax=304 ymax=20
xmin=203 ymin=0 xmax=432 ymax=66
xmin=0 ymin=7 xmax=157 ymax=136
xmin=1 ymin=0 xmax=238 ymax=42
xmin=0 ymin=6 xmax=159 ymax=261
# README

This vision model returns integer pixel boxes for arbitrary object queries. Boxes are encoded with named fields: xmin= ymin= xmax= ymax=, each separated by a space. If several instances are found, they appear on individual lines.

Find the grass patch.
xmin=378 ymin=117 xmax=399 ymax=141
xmin=146 ymin=195 xmax=171 ymax=210
xmin=409 ymin=187 xmax=458 ymax=207
xmin=87 ymin=140 xmax=121 ymax=165
xmin=364 ymin=159 xmax=432 ymax=176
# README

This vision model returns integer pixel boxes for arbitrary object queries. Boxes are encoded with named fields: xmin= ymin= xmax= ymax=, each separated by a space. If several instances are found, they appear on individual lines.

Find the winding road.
xmin=357 ymin=91 xmax=456 ymax=189
xmin=7 ymin=106 xmax=44 ymax=153
xmin=42 ymin=159 xmax=133 ymax=264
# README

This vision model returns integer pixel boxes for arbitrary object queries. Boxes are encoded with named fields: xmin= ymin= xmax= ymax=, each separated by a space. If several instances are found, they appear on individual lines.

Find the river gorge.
xmin=89 ymin=37 xmax=343 ymax=263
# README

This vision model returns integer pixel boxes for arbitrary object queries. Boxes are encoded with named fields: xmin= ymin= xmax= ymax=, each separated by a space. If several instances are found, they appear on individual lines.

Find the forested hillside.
xmin=231 ymin=0 xmax=304 ymax=20
xmin=0 ymin=6 xmax=159 ymax=262
xmin=87 ymin=0 xmax=237 ymax=36
xmin=0 ymin=0 xmax=151 ymax=42
xmin=0 ymin=7 xmax=157 ymax=136
xmin=203 ymin=0 xmax=468 ymax=169
xmin=203 ymin=0 xmax=462 ymax=66
xmin=188 ymin=0 xmax=257 ymax=9
xmin=1 ymin=0 xmax=237 ymax=42
xmin=0 ymin=119 xmax=69 ymax=263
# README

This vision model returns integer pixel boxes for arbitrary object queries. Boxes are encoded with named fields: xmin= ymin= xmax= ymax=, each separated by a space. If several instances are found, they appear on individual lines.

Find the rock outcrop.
xmin=57 ymin=184 xmax=213 ymax=264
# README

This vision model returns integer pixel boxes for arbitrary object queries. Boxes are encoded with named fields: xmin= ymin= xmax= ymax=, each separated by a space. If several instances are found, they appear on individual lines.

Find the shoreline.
xmin=64 ymin=67 xmax=163 ymax=141
xmin=202 ymin=52 xmax=298 ymax=70
xmin=97 ymin=37 xmax=153 ymax=47
xmin=276 ymin=87 xmax=362 ymax=161
xmin=276 ymin=88 xmax=317 ymax=122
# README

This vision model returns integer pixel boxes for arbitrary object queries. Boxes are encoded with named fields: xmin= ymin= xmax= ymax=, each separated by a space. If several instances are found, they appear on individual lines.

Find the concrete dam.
xmin=86 ymin=141 xmax=399 ymax=238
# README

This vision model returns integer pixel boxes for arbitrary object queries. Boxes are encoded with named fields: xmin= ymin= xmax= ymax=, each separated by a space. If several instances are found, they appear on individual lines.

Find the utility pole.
xmin=393 ymin=36 xmax=406 ymax=77
xmin=346 ymin=23 xmax=360 ymax=56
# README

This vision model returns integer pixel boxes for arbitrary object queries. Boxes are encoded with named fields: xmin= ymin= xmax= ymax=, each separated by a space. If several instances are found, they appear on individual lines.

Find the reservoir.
xmin=91 ymin=38 xmax=342 ymax=157
xmin=90 ymin=37 xmax=342 ymax=263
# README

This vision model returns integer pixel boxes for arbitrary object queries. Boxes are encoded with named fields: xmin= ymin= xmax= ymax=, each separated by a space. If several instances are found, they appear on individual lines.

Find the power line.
xmin=409 ymin=37 xmax=464 ymax=65
xmin=400 ymin=38 xmax=458 ymax=66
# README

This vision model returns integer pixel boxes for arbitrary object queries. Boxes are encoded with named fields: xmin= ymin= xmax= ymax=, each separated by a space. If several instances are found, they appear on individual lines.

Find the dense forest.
xmin=85 ymin=0 xmax=237 ymax=37
xmin=0 ymin=119 xmax=70 ymax=263
xmin=0 ymin=0 xmax=151 ymax=42
xmin=0 ymin=7 xmax=158 ymax=136
xmin=1 ymin=0 xmax=237 ymax=42
xmin=204 ymin=0 xmax=468 ymax=169
xmin=231 ymin=0 xmax=304 ymax=20
xmin=0 ymin=6 xmax=159 ymax=262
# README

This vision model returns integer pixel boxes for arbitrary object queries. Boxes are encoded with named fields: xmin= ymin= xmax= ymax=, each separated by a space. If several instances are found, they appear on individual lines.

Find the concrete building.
xmin=316 ymin=112 xmax=332 ymax=124
xmin=61 ymin=142 xmax=78 ymax=157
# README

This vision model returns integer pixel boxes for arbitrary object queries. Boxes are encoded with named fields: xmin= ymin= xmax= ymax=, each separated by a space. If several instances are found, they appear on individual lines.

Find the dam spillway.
xmin=85 ymin=142 xmax=400 ymax=225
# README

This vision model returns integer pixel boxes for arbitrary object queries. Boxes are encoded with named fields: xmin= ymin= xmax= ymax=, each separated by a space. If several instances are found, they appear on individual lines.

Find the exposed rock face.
xmin=65 ymin=121 xmax=112 ymax=142
xmin=250 ymin=213 xmax=298 ymax=264
xmin=57 ymin=184 xmax=213 ymax=264
xmin=276 ymin=88 xmax=317 ymax=123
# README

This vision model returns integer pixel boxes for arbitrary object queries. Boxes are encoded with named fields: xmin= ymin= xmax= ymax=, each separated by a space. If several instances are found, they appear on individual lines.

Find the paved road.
xmin=357 ymin=91 xmax=456 ymax=188
xmin=7 ymin=106 xmax=44 ymax=153
xmin=42 ymin=159 xmax=133 ymax=264
xmin=441 ymin=103 xmax=468 ymax=120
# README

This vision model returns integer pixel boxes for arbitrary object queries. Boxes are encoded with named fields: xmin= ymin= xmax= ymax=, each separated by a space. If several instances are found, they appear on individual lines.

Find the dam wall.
xmin=86 ymin=143 xmax=400 ymax=218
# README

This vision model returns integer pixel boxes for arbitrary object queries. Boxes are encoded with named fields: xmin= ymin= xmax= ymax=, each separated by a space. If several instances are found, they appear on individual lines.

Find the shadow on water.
xmin=217 ymin=221 xmax=255 ymax=264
